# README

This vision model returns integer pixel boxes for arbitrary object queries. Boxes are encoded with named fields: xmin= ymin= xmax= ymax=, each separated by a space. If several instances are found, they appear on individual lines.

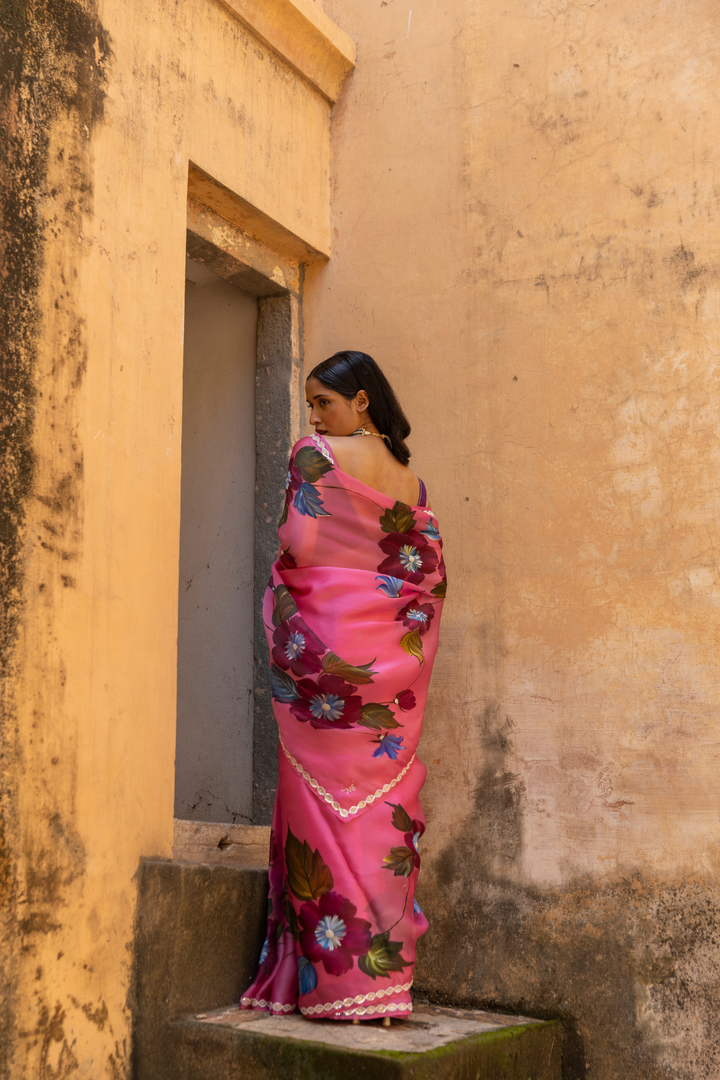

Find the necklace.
xmin=352 ymin=427 xmax=392 ymax=448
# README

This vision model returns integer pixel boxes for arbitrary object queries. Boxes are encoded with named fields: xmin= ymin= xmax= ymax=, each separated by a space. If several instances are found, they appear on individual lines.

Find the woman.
xmin=239 ymin=351 xmax=446 ymax=1022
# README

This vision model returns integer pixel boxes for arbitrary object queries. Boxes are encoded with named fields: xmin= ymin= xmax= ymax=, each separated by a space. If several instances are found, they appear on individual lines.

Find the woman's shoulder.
xmin=291 ymin=433 xmax=327 ymax=456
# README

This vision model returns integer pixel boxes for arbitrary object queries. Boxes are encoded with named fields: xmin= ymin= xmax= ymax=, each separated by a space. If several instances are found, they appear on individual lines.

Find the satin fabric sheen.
xmin=239 ymin=434 xmax=446 ymax=1020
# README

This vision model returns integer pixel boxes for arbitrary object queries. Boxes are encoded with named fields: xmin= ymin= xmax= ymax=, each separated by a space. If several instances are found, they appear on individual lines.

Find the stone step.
xmin=132 ymin=859 xmax=562 ymax=1079
xmin=170 ymin=1002 xmax=562 ymax=1079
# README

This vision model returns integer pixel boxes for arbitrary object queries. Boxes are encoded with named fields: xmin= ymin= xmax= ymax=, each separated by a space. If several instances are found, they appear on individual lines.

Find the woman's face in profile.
xmin=306 ymin=375 xmax=365 ymax=437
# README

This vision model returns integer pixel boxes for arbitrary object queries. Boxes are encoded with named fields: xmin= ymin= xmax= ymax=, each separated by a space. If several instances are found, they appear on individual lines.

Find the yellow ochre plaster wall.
xmin=0 ymin=0 xmax=352 ymax=1075
xmin=307 ymin=1 xmax=720 ymax=1074
xmin=3 ymin=0 xmax=720 ymax=1074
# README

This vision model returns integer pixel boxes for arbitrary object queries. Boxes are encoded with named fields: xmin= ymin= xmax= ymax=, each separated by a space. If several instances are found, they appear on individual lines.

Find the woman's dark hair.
xmin=308 ymin=351 xmax=412 ymax=465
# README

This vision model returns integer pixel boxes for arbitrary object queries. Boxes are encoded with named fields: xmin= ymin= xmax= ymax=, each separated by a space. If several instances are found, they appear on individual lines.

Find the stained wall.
xmin=307 ymin=1 xmax=720 ymax=1076
xmin=0 ymin=0 xmax=349 ymax=1075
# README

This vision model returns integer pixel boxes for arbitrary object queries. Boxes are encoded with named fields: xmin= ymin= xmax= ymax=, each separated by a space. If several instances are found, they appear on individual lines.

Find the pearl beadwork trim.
xmin=299 ymin=981 xmax=413 ymax=1016
xmin=279 ymin=737 xmax=415 ymax=819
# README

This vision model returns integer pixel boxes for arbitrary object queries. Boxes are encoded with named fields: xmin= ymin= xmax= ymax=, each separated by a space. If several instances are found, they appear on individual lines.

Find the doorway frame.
xmin=183 ymin=166 xmax=318 ymax=824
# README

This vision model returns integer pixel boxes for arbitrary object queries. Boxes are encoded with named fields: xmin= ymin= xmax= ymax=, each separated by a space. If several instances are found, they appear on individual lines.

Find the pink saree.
xmin=239 ymin=433 xmax=446 ymax=1020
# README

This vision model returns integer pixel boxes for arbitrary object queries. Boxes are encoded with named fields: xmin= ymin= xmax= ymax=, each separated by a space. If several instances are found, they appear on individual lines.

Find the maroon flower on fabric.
xmin=395 ymin=689 xmax=417 ymax=712
xmin=395 ymin=600 xmax=435 ymax=637
xmin=278 ymin=548 xmax=297 ymax=570
xmin=377 ymin=530 xmax=438 ymax=585
xmin=299 ymin=891 xmax=372 ymax=976
xmin=267 ymin=829 xmax=283 ymax=896
xmin=289 ymin=673 xmax=362 ymax=730
xmin=272 ymin=618 xmax=325 ymax=677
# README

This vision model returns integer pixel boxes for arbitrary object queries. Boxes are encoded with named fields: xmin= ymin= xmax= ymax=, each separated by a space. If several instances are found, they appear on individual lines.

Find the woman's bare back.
xmin=323 ymin=435 xmax=421 ymax=506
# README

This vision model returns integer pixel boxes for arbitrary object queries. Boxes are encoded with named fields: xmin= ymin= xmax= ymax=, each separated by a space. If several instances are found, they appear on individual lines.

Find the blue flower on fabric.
xmin=314 ymin=914 xmax=347 ymax=951
xmin=412 ymin=831 xmax=421 ymax=854
xmin=272 ymin=618 xmax=325 ymax=677
xmin=413 ymin=898 xmax=423 ymax=916
xmin=422 ymin=517 xmax=441 ymax=541
xmin=378 ymin=529 xmax=438 ymax=585
xmin=309 ymin=692 xmax=345 ymax=723
xmin=398 ymin=545 xmax=422 ymax=573
xmin=291 ymin=673 xmax=362 ymax=729
xmin=294 ymin=482 xmax=330 ymax=518
xmin=259 ymin=936 xmax=270 ymax=964
xmin=375 ymin=575 xmax=404 ymax=598
xmin=372 ymin=733 xmax=404 ymax=760
xmin=298 ymin=955 xmax=318 ymax=996
xmin=396 ymin=599 xmax=435 ymax=637
xmin=286 ymin=631 xmax=305 ymax=661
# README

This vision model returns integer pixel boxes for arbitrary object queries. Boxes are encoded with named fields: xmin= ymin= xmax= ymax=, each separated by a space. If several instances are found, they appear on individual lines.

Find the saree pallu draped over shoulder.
xmin=240 ymin=434 xmax=446 ymax=1020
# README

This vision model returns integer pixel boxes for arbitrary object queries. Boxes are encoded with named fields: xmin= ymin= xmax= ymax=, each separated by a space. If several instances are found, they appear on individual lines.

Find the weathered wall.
xmin=0 ymin=0 xmax=346 ymax=1074
xmin=175 ymin=266 xmax=257 ymax=825
xmin=307 ymin=1 xmax=720 ymax=1076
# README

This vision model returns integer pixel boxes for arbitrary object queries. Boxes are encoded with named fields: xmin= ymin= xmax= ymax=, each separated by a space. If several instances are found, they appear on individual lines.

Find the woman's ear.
xmin=355 ymin=389 xmax=369 ymax=413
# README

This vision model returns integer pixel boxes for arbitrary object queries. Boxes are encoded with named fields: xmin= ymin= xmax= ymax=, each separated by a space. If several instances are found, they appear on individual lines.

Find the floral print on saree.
xmin=240 ymin=434 xmax=445 ymax=1020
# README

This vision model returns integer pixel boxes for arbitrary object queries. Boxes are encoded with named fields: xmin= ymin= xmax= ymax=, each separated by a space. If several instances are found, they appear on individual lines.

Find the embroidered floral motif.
xmin=298 ymin=955 xmax=318 ymax=996
xmin=372 ymin=733 xmax=404 ymax=760
xmin=375 ymin=574 xmax=405 ymax=597
xmin=279 ymin=444 xmax=334 ymax=525
xmin=289 ymin=673 xmax=363 ymax=729
xmin=377 ymin=529 xmax=438 ymax=585
xmin=382 ymin=802 xmax=425 ymax=878
xmin=421 ymin=516 xmax=441 ymax=541
xmin=300 ymin=892 xmax=372 ymax=976
xmin=272 ymin=618 xmax=325 ymax=677
xmin=395 ymin=689 xmax=417 ymax=712
xmin=396 ymin=599 xmax=435 ymax=636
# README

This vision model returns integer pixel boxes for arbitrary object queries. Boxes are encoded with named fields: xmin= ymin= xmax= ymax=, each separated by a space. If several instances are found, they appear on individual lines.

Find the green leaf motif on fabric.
xmin=278 ymin=500 xmax=288 ymax=528
xmin=358 ymin=703 xmax=401 ymax=731
xmin=400 ymin=629 xmax=423 ymax=661
xmin=358 ymin=932 xmax=412 ymax=980
xmin=270 ymin=663 xmax=300 ymax=703
xmin=382 ymin=845 xmax=416 ymax=878
xmin=431 ymin=579 xmax=447 ymax=598
xmin=294 ymin=446 xmax=334 ymax=484
xmin=321 ymin=652 xmax=377 ymax=685
xmin=284 ymin=894 xmax=301 ymax=941
xmin=379 ymin=501 xmax=416 ymax=535
xmin=285 ymin=828 xmax=334 ymax=901
xmin=387 ymin=802 xmax=413 ymax=833
xmin=272 ymin=584 xmax=299 ymax=626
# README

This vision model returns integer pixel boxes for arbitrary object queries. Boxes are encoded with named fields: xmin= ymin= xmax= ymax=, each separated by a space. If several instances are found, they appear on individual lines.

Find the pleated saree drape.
xmin=240 ymin=433 xmax=446 ymax=1020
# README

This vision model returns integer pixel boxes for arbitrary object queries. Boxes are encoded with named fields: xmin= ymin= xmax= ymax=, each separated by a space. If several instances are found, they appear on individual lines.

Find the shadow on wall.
xmin=414 ymin=703 xmax=720 ymax=1080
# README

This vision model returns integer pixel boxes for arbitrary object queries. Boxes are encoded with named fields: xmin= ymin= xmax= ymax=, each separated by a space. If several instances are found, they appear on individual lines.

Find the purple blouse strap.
xmin=417 ymin=478 xmax=427 ymax=507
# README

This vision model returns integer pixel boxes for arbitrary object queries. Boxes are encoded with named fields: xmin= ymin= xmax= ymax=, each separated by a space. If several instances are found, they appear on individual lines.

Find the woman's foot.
xmin=382 ymin=1016 xmax=391 ymax=1027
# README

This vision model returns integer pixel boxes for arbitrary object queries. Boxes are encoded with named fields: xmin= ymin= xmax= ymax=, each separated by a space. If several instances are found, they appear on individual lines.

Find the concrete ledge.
xmin=132 ymin=859 xmax=268 ymax=1079
xmin=217 ymin=0 xmax=356 ymax=103
xmin=173 ymin=819 xmax=271 ymax=868
xmin=157 ymin=1006 xmax=562 ymax=1080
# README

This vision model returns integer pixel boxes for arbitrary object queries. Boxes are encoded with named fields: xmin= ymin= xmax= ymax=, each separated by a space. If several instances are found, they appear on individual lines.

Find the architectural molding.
xmin=217 ymin=0 xmax=356 ymax=103
xmin=188 ymin=163 xmax=328 ymax=262
xmin=187 ymin=195 xmax=300 ymax=297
